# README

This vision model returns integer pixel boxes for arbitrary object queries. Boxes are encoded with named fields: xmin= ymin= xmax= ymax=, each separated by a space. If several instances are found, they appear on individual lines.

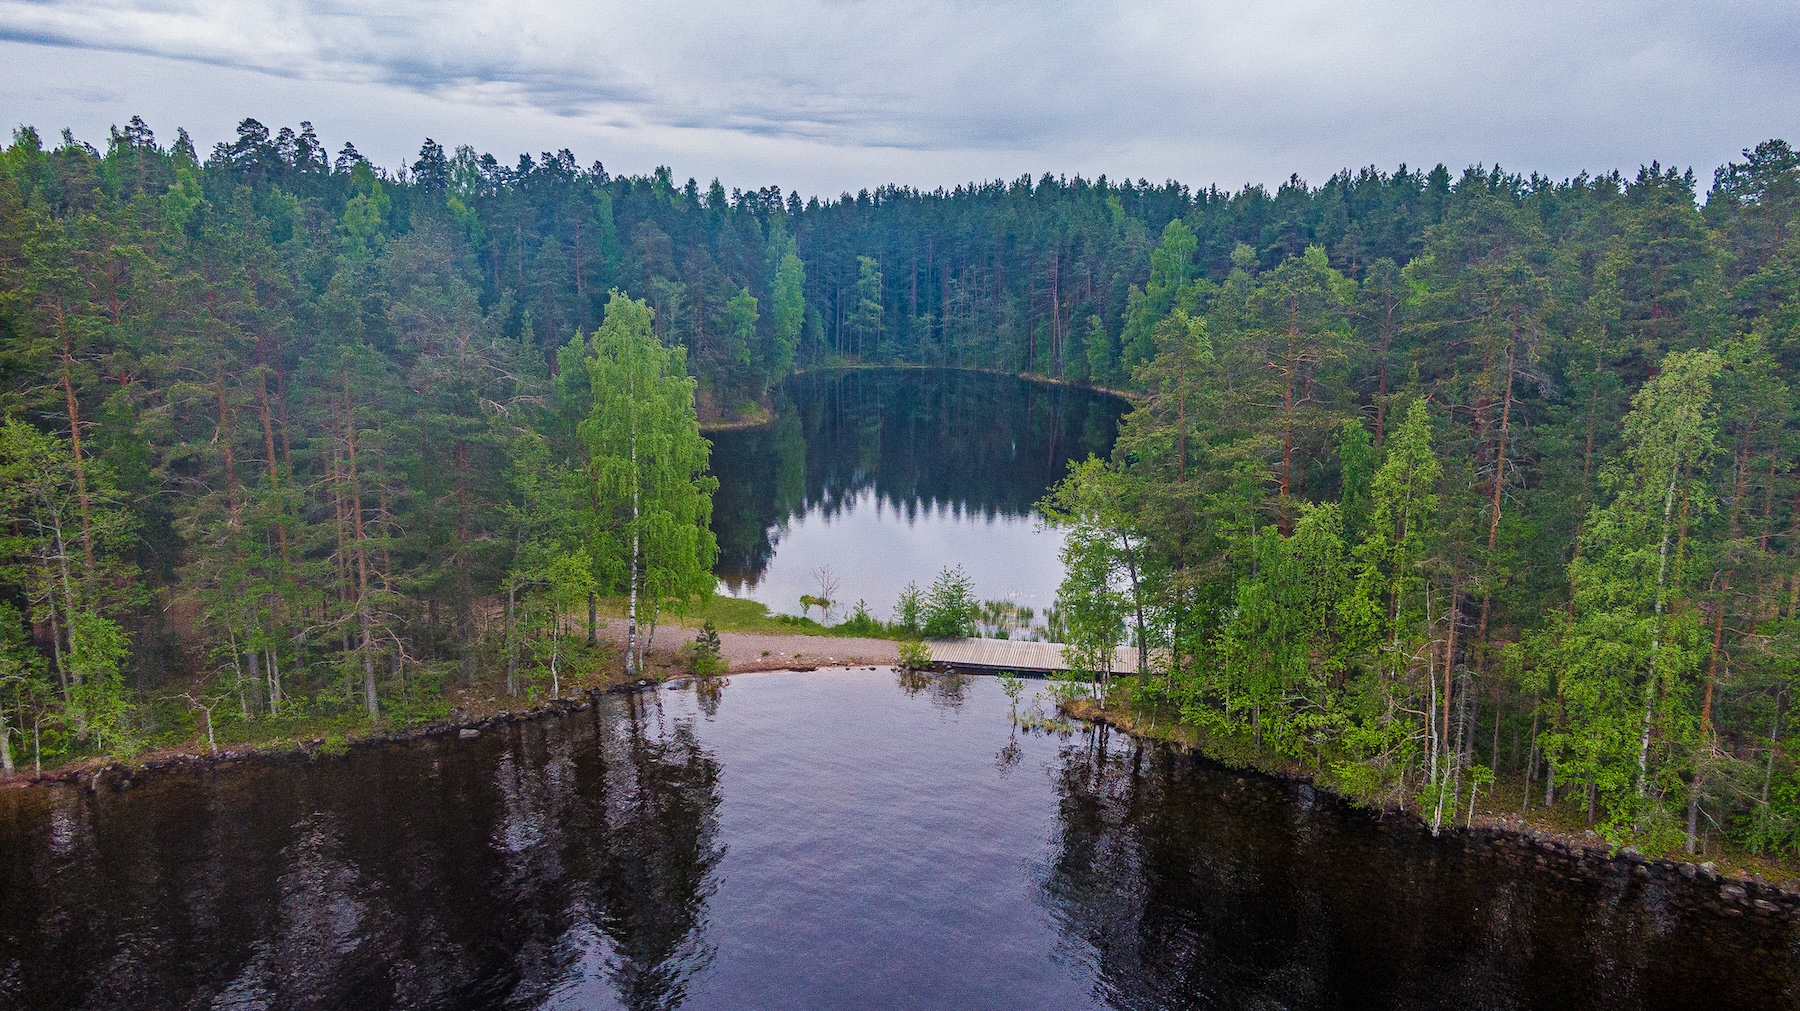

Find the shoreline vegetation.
xmin=0 ymin=606 xmax=894 ymax=791
xmin=0 ymin=590 xmax=924 ymax=788
xmin=792 ymin=361 xmax=1137 ymax=403
xmin=1052 ymin=690 xmax=1800 ymax=900
xmin=0 ymin=555 xmax=1006 ymax=785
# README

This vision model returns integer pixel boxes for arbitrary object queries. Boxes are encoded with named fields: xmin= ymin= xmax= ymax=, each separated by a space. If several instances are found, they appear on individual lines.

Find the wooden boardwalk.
xmin=925 ymin=637 xmax=1139 ymax=675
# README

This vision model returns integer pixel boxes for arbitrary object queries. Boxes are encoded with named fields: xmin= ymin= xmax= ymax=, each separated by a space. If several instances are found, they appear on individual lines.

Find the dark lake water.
xmin=1 ymin=670 xmax=1791 ymax=1010
xmin=708 ymin=369 xmax=1127 ymax=624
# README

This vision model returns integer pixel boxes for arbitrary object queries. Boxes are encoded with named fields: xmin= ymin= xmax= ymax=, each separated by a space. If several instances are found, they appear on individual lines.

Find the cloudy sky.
xmin=1 ymin=1 xmax=1797 ymax=197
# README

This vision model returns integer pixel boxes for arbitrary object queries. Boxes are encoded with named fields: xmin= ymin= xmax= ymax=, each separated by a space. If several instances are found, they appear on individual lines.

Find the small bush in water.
xmin=897 ymin=641 xmax=932 ymax=671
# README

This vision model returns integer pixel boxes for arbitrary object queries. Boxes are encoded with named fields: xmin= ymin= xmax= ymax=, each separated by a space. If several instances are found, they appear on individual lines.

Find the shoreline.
xmin=10 ymin=661 xmax=1799 ymax=921
xmin=789 ymin=362 xmax=1137 ymax=405
xmin=697 ymin=401 xmax=774 ymax=431
xmin=0 ymin=622 xmax=900 ymax=793
xmin=3 ymin=688 xmax=633 ymax=794
xmin=1056 ymin=695 xmax=1800 ymax=911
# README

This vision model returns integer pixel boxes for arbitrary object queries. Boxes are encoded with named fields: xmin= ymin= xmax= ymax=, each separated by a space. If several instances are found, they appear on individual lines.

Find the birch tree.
xmin=1544 ymin=349 xmax=1721 ymax=846
xmin=578 ymin=293 xmax=718 ymax=675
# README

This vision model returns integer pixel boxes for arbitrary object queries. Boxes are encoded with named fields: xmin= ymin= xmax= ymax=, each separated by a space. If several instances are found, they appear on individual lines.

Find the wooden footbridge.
xmin=925 ymin=638 xmax=1141 ymax=676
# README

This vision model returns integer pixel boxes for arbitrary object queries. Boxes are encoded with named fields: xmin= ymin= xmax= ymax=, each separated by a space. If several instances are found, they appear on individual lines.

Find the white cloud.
xmin=0 ymin=0 xmax=1795 ymax=194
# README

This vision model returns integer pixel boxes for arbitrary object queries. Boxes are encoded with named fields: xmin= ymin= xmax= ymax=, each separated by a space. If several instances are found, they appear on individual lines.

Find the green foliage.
xmin=893 ymin=582 xmax=924 ymax=635
xmin=770 ymin=250 xmax=806 ymax=374
xmin=997 ymin=670 xmax=1026 ymax=713
xmin=839 ymin=599 xmax=881 ymax=636
xmin=66 ymin=612 xmax=133 ymax=755
xmin=691 ymin=620 xmax=727 ymax=676
xmin=1042 ymin=457 xmax=1154 ymax=683
xmin=975 ymin=599 xmax=1035 ymax=639
xmin=1084 ymin=316 xmax=1117 ymax=386
xmin=896 ymin=640 xmax=932 ymax=671
xmin=922 ymin=565 xmax=977 ymax=639
xmin=579 ymin=292 xmax=721 ymax=673
xmin=1337 ymin=419 xmax=1375 ymax=545
xmin=849 ymin=256 xmax=884 ymax=354
xmin=1538 ymin=349 xmax=1724 ymax=839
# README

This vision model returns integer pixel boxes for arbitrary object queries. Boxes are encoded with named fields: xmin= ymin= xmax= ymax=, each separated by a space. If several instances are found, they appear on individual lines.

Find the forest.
xmin=0 ymin=115 xmax=1796 ymax=858
xmin=1042 ymin=141 xmax=1800 ymax=858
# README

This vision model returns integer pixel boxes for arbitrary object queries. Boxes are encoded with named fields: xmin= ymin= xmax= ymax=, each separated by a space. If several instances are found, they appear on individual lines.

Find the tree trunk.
xmin=215 ymin=358 xmax=237 ymax=517
xmin=1443 ymin=576 xmax=1461 ymax=776
xmin=1374 ymin=297 xmax=1395 ymax=444
xmin=505 ymin=579 xmax=518 ymax=696
xmin=345 ymin=377 xmax=379 ymax=723
xmin=1121 ymin=532 xmax=1148 ymax=688
xmin=267 ymin=646 xmax=281 ymax=715
xmin=256 ymin=371 xmax=289 ymax=563
xmin=360 ymin=595 xmax=377 ymax=722
xmin=57 ymin=310 xmax=95 ymax=573
xmin=574 ymin=217 xmax=586 ymax=333
xmin=1278 ymin=301 xmax=1298 ymax=535
xmin=1637 ymin=469 xmax=1679 ymax=796
xmin=47 ymin=510 xmax=76 ymax=703
xmin=247 ymin=649 xmax=260 ymax=716
xmin=1568 ymin=324 xmax=1608 ymax=609
xmin=627 ymin=427 xmax=640 ymax=677
xmin=1522 ymin=700 xmax=1540 ymax=812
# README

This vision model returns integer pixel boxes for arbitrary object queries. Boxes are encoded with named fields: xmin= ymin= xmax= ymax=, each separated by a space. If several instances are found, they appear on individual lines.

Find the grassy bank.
xmin=600 ymin=594 xmax=917 ymax=640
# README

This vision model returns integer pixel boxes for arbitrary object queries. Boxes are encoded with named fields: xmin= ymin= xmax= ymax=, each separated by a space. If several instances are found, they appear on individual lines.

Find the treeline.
xmin=1045 ymin=140 xmax=1800 ymax=858
xmin=791 ymin=163 xmax=1448 ymax=381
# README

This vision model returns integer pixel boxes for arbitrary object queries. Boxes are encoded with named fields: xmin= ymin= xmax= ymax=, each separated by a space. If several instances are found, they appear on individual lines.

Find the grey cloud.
xmin=0 ymin=0 xmax=1795 ymax=190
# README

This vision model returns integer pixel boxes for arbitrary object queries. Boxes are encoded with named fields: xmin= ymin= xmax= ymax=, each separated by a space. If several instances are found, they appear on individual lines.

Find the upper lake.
xmin=707 ymin=369 xmax=1127 ymax=626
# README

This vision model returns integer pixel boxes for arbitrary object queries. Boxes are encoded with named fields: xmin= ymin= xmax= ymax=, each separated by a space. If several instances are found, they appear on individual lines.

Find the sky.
xmin=1 ymin=0 xmax=1797 ymax=198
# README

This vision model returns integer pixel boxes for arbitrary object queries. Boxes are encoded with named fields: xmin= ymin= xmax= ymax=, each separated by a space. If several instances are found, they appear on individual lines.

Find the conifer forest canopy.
xmin=3 ymin=117 xmax=1800 ymax=859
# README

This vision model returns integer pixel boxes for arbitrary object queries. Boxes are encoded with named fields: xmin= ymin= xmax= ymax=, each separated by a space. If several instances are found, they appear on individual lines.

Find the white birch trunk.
xmin=1638 ymin=471 xmax=1679 ymax=796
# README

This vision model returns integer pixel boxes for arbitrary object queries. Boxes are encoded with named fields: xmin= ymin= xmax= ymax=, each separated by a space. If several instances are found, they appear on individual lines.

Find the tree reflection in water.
xmin=894 ymin=668 xmax=971 ymax=711
xmin=710 ymin=369 xmax=1127 ymax=591
xmin=505 ymin=690 xmax=724 ymax=1010
xmin=1038 ymin=726 xmax=1796 ymax=1011
xmin=0 ymin=691 xmax=723 ymax=1011
xmin=5 ymin=676 xmax=1793 ymax=1011
xmin=692 ymin=674 xmax=726 ymax=719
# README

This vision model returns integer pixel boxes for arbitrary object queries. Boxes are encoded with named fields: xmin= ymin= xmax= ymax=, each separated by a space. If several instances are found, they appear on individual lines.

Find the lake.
xmin=0 ymin=670 xmax=1789 ymax=1010
xmin=707 ymin=369 xmax=1127 ymax=627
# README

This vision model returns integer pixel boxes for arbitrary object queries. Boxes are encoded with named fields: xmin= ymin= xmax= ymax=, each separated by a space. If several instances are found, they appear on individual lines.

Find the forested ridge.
xmin=1 ymin=116 xmax=1798 ymax=860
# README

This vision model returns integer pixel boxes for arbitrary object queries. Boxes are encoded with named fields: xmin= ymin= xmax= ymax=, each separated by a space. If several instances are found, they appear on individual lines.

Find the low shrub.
xmin=897 ymin=640 xmax=932 ymax=671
